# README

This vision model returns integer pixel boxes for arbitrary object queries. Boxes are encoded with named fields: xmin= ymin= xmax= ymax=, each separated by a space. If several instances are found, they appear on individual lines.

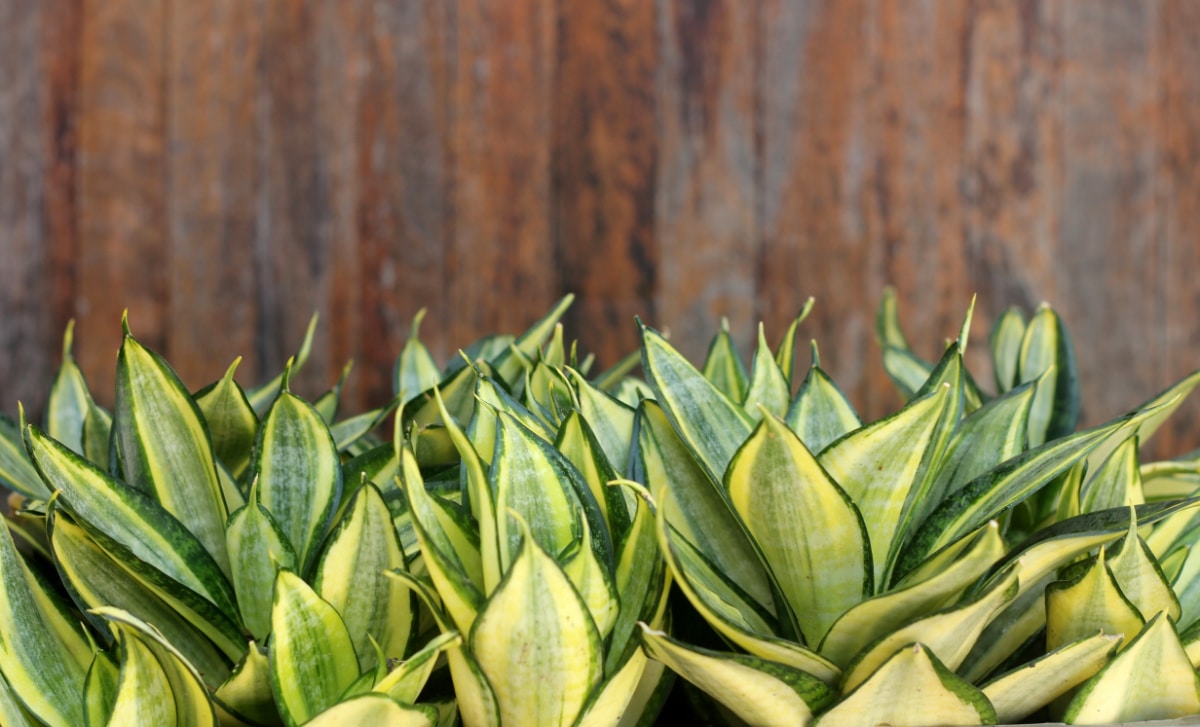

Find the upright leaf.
xmin=195 ymin=359 xmax=259 ymax=480
xmin=225 ymin=479 xmax=298 ymax=642
xmin=702 ymin=318 xmax=749 ymax=403
xmin=247 ymin=314 xmax=318 ymax=415
xmin=252 ymin=390 xmax=342 ymax=576
xmin=989 ymin=306 xmax=1026 ymax=393
xmin=115 ymin=324 xmax=231 ymax=575
xmin=1016 ymin=304 xmax=1080 ymax=446
xmin=785 ymin=343 xmax=860 ymax=455
xmin=742 ymin=325 xmax=790 ymax=419
xmin=45 ymin=320 xmax=91 ymax=455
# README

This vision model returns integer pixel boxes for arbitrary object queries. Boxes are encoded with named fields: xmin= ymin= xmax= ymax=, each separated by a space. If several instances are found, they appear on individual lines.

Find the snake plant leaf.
xmin=80 ymin=399 xmax=112 ymax=472
xmin=931 ymin=379 xmax=1035 ymax=502
xmin=590 ymin=349 xmax=641 ymax=393
xmin=785 ymin=343 xmax=860 ymax=455
xmin=314 ymin=483 xmax=415 ymax=672
xmin=489 ymin=294 xmax=575 ymax=389
xmin=702 ymin=318 xmax=749 ymax=403
xmin=839 ymin=567 xmax=1019 ymax=694
xmin=989 ymin=306 xmax=1026 ymax=393
xmin=470 ymin=515 xmax=603 ymax=727
xmin=820 ymin=521 xmax=1005 ymax=667
xmin=95 ymin=607 xmax=220 ymax=727
xmin=48 ymin=511 xmax=231 ymax=687
xmin=468 ymin=375 xmax=554 ymax=465
xmin=608 ymin=482 xmax=670 ymax=675
xmin=331 ymin=397 xmax=400 ymax=453
xmin=773 ymin=298 xmax=815 ymax=388
xmin=641 ymin=324 xmax=754 ymax=485
xmin=46 ymin=319 xmax=91 ymax=454
xmin=0 ymin=414 xmax=49 ymax=499
xmin=611 ymin=377 xmax=654 ymax=408
xmin=874 ymin=287 xmax=912 ymax=351
xmin=1063 ymin=611 xmax=1200 ymax=724
xmin=305 ymin=694 xmax=436 ymax=727
xmin=492 ymin=411 xmax=611 ymax=572
xmin=982 ymin=631 xmax=1119 ymax=725
xmin=313 ymin=360 xmax=353 ymax=424
xmin=575 ymin=645 xmax=670 ymax=727
xmin=247 ymin=313 xmax=317 ymax=415
xmin=525 ymin=359 xmax=573 ymax=428
xmin=1016 ymin=304 xmax=1080 ymax=447
xmin=900 ymin=410 xmax=1147 ymax=578
xmin=632 ymin=399 xmax=777 ymax=621
xmin=555 ymin=410 xmax=632 ymax=545
xmin=398 ymin=448 xmax=483 ymax=632
xmin=743 ymin=325 xmax=791 ymax=420
xmin=103 ymin=622 xmax=177 ymax=726
xmin=252 ymin=388 xmax=342 ymax=577
xmin=226 ymin=478 xmax=298 ymax=642
xmin=374 ymin=631 xmax=461 ymax=703
xmin=1082 ymin=436 xmax=1143 ymax=513
xmin=567 ymin=368 xmax=636 ymax=477
xmin=1107 ymin=512 xmax=1181 ymax=622
xmin=432 ymin=389 xmax=501 ymax=593
xmin=268 ymin=569 xmax=360 ymax=727
xmin=0 ymin=502 xmax=92 ymax=727
xmin=212 ymin=645 xmax=277 ymax=727
xmin=819 ymin=383 xmax=952 ymax=588
xmin=879 ymin=345 xmax=934 ymax=402
xmin=560 ymin=516 xmax=620 ymax=639
xmin=1088 ymin=371 xmax=1200 ymax=480
xmin=815 ymin=643 xmax=996 ymax=727
xmin=194 ymin=358 xmax=259 ymax=481
xmin=1045 ymin=548 xmax=1144 ymax=652
xmin=115 ymin=323 xmax=232 ymax=576
xmin=82 ymin=650 xmax=119 ymax=727
xmin=395 ymin=309 xmax=442 ymax=405
xmin=727 ymin=413 xmax=871 ymax=645
xmin=25 ymin=424 xmax=243 ymax=648
xmin=404 ymin=356 xmax=483 ymax=430
xmin=656 ymin=490 xmax=839 ymax=682
xmin=386 ymin=570 xmax=502 ymax=727
xmin=638 ymin=624 xmax=836 ymax=727
xmin=0 ymin=670 xmax=37 ymax=727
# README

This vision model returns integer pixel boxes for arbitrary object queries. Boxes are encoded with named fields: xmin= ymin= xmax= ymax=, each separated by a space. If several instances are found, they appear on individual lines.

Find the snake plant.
xmin=636 ymin=296 xmax=1200 ymax=725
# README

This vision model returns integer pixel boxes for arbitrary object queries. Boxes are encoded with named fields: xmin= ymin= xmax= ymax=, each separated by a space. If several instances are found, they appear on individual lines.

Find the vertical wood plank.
xmin=166 ymin=0 xmax=263 ymax=390
xmin=77 ymin=0 xmax=168 ymax=403
xmin=1157 ymin=0 xmax=1200 ymax=459
xmin=255 ymin=0 xmax=336 ymax=399
xmin=656 ymin=0 xmax=758 ymax=363
xmin=554 ymin=0 xmax=659 ymax=368
xmin=352 ymin=0 xmax=451 ymax=404
xmin=447 ymin=0 xmax=558 ymax=346
xmin=961 ymin=0 xmax=1066 ymax=369
xmin=1059 ymin=1 xmax=1162 ymax=425
xmin=758 ymin=0 xmax=881 ymax=409
xmin=0 ymin=0 xmax=55 ymax=415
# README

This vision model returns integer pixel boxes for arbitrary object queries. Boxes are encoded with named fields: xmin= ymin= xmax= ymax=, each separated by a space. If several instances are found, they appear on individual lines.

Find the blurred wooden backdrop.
xmin=2 ymin=0 xmax=1199 ymax=459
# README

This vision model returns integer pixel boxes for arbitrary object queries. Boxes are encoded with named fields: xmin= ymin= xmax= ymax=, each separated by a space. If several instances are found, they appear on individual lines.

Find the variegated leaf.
xmin=982 ymin=632 xmax=1119 ymax=725
xmin=225 ymin=478 xmax=298 ymax=642
xmin=194 ymin=358 xmax=259 ymax=481
xmin=784 ymin=343 xmax=860 ymax=455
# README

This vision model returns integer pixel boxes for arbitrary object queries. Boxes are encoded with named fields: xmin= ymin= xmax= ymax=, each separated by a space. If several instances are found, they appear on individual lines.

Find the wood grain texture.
xmin=447 ymin=0 xmax=558 ymax=346
xmin=554 ymin=0 xmax=658 ymax=368
xmin=1 ymin=0 xmax=1200 ymax=460
xmin=166 ymin=0 xmax=263 ymax=391
xmin=656 ymin=0 xmax=759 ymax=364
xmin=76 ymin=0 xmax=168 ymax=403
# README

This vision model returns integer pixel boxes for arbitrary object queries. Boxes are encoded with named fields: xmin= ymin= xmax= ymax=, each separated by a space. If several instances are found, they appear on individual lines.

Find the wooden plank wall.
xmin=2 ymin=0 xmax=1199 ymax=461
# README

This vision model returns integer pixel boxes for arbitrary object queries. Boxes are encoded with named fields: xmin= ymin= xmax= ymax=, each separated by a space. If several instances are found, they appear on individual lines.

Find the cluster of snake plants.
xmin=2 ymin=289 xmax=1200 ymax=727
xmin=635 ymin=292 xmax=1200 ymax=725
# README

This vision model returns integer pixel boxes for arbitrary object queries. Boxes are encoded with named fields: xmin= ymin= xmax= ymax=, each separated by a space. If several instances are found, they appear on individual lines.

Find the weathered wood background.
xmin=2 ymin=0 xmax=1199 ymax=460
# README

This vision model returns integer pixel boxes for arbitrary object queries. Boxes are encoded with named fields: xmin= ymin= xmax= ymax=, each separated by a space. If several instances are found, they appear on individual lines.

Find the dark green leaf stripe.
xmin=115 ymin=330 xmax=231 ymax=575
xmin=253 ymin=391 xmax=342 ymax=576
xmin=49 ymin=512 xmax=232 ymax=687
xmin=25 ymin=424 xmax=240 ymax=624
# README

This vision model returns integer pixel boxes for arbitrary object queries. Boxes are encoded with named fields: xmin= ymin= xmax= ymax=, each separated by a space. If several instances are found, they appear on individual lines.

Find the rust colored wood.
xmin=76 ymin=0 xmax=168 ymax=404
xmin=961 ymin=0 xmax=1066 ymax=372
xmin=352 ymin=0 xmax=451 ymax=404
xmin=1156 ymin=0 xmax=1200 ymax=460
xmin=166 ymin=0 xmax=263 ymax=391
xmin=758 ymin=0 xmax=884 ymax=409
xmin=656 ymin=0 xmax=759 ymax=364
xmin=447 ymin=0 xmax=558 ymax=347
xmin=554 ymin=0 xmax=659 ymax=368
